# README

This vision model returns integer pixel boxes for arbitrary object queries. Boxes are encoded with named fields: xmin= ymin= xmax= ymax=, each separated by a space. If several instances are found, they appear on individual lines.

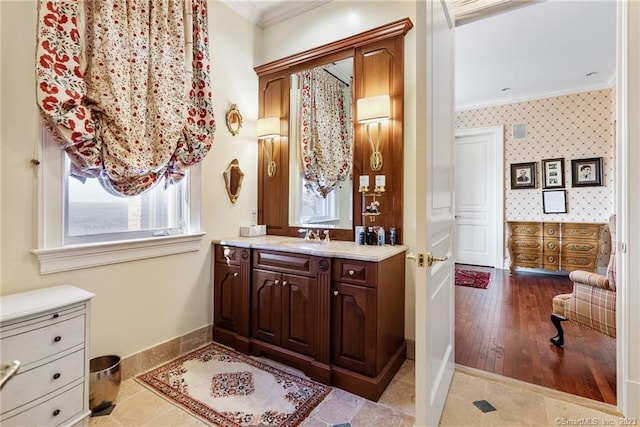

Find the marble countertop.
xmin=212 ymin=235 xmax=408 ymax=262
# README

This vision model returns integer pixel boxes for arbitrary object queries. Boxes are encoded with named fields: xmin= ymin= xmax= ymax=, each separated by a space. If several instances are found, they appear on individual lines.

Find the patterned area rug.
xmin=136 ymin=342 xmax=331 ymax=426
xmin=455 ymin=269 xmax=492 ymax=289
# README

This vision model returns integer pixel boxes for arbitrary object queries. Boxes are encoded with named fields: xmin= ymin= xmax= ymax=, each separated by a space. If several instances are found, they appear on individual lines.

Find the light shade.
xmin=357 ymin=95 xmax=390 ymax=123
xmin=256 ymin=117 xmax=280 ymax=139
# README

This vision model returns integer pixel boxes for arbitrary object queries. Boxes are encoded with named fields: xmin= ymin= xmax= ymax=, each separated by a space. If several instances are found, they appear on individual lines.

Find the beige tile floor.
xmin=89 ymin=359 xmax=624 ymax=426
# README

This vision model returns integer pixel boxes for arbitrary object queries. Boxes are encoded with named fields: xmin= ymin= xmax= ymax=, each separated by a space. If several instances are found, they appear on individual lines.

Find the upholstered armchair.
xmin=550 ymin=214 xmax=616 ymax=346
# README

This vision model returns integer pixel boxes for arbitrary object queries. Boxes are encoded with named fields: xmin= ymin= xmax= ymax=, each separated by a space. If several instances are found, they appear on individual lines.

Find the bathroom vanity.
xmin=211 ymin=236 xmax=407 ymax=401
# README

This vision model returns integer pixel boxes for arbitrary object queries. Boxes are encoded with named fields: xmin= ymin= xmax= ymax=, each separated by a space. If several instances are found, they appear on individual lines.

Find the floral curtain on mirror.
xmin=35 ymin=0 xmax=215 ymax=196
xmin=296 ymin=67 xmax=352 ymax=198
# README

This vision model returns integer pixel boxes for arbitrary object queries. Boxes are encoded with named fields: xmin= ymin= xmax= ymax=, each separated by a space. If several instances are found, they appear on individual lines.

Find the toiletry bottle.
xmin=366 ymin=227 xmax=375 ymax=245
xmin=389 ymin=227 xmax=396 ymax=246
xmin=377 ymin=226 xmax=385 ymax=246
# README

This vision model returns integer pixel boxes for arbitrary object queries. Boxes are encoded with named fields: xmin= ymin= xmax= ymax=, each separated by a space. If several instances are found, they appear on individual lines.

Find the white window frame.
xmin=32 ymin=126 xmax=206 ymax=274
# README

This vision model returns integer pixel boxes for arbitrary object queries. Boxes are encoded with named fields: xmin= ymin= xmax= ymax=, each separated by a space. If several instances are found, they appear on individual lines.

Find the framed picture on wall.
xmin=542 ymin=190 xmax=568 ymax=214
xmin=542 ymin=158 xmax=565 ymax=189
xmin=510 ymin=162 xmax=537 ymax=189
xmin=571 ymin=157 xmax=603 ymax=187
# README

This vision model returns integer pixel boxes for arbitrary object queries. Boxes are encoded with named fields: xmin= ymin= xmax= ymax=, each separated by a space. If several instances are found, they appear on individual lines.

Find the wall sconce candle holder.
xmin=357 ymin=95 xmax=390 ymax=171
xmin=359 ymin=175 xmax=385 ymax=222
xmin=256 ymin=116 xmax=281 ymax=177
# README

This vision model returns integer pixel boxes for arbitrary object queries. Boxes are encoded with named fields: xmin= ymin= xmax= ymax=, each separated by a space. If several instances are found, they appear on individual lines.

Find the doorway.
xmin=453 ymin=0 xmax=618 ymax=406
xmin=454 ymin=126 xmax=504 ymax=268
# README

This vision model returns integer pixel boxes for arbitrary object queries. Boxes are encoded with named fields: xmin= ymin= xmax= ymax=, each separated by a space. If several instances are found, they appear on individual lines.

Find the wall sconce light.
xmin=357 ymin=94 xmax=390 ymax=171
xmin=256 ymin=116 xmax=281 ymax=177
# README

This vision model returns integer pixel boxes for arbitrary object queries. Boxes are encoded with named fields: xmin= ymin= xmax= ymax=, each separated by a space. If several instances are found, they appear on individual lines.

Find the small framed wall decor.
xmin=542 ymin=158 xmax=565 ymax=189
xmin=542 ymin=190 xmax=567 ymax=214
xmin=510 ymin=162 xmax=537 ymax=189
xmin=571 ymin=157 xmax=603 ymax=187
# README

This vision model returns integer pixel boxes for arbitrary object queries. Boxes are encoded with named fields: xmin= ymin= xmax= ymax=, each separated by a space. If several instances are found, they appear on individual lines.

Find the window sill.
xmin=31 ymin=232 xmax=207 ymax=274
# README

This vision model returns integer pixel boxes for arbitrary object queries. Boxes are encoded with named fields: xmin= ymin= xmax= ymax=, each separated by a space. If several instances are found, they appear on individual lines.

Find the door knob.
xmin=426 ymin=252 xmax=448 ymax=267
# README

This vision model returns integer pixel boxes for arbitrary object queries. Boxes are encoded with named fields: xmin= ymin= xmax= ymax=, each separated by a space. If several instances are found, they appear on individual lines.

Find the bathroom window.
xmin=64 ymin=157 xmax=187 ymax=245
xmin=32 ymin=127 xmax=205 ymax=274
xmin=299 ymin=179 xmax=339 ymax=224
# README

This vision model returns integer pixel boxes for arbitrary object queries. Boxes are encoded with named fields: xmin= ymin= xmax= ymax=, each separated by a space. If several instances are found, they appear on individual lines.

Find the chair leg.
xmin=550 ymin=314 xmax=566 ymax=346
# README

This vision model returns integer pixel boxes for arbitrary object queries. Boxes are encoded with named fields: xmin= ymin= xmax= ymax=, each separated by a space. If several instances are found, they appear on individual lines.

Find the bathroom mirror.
xmin=255 ymin=18 xmax=412 ymax=242
xmin=225 ymin=104 xmax=243 ymax=136
xmin=288 ymin=57 xmax=354 ymax=230
xmin=223 ymin=159 xmax=244 ymax=203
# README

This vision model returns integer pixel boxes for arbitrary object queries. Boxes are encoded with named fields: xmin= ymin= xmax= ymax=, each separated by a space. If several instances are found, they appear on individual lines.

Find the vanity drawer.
xmin=1 ymin=349 xmax=85 ymax=413
xmin=332 ymin=259 xmax=377 ymax=287
xmin=253 ymin=249 xmax=316 ymax=277
xmin=1 ymin=315 xmax=85 ymax=367
xmin=1 ymin=382 xmax=84 ymax=427
xmin=215 ymin=245 xmax=243 ymax=266
xmin=543 ymin=223 xmax=560 ymax=238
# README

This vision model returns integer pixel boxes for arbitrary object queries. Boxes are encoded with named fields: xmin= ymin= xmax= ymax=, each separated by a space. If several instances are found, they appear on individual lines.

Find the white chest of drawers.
xmin=1 ymin=285 xmax=94 ymax=427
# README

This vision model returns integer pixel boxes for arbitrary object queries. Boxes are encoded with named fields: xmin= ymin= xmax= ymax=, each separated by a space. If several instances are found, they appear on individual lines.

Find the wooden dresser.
xmin=0 ymin=285 xmax=94 ymax=427
xmin=507 ymin=221 xmax=605 ymax=273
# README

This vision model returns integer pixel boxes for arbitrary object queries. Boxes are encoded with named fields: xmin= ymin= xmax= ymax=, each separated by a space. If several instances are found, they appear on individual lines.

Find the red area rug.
xmin=455 ymin=269 xmax=491 ymax=289
xmin=136 ymin=342 xmax=330 ymax=426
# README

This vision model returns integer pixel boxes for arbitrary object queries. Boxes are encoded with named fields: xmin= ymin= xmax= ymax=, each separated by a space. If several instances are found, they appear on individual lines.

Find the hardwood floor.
xmin=455 ymin=265 xmax=617 ymax=404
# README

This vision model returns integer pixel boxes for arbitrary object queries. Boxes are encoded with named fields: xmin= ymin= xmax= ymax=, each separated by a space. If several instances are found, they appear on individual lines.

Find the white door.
xmin=454 ymin=126 xmax=504 ymax=267
xmin=414 ymin=1 xmax=456 ymax=426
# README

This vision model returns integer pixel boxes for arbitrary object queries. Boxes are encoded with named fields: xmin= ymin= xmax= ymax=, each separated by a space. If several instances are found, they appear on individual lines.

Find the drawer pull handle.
xmin=333 ymin=290 xmax=339 ymax=296
xmin=53 ymin=409 xmax=60 ymax=417
xmin=53 ymin=336 xmax=62 ymax=343
xmin=282 ymin=280 xmax=288 ymax=286
xmin=348 ymin=270 xmax=355 ymax=276
xmin=53 ymin=373 xmax=61 ymax=380
xmin=274 ymin=280 xmax=280 ymax=285
xmin=233 ymin=272 xmax=239 ymax=277
xmin=52 ymin=313 xmax=59 ymax=319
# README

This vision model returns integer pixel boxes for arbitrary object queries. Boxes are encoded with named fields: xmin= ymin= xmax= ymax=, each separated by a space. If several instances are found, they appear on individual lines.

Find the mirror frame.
xmin=255 ymin=18 xmax=413 ymax=243
xmin=223 ymin=159 xmax=244 ymax=204
xmin=225 ymin=104 xmax=243 ymax=136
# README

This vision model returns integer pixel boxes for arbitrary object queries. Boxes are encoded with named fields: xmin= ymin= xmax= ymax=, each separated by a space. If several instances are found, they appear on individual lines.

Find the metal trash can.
xmin=89 ymin=355 xmax=121 ymax=415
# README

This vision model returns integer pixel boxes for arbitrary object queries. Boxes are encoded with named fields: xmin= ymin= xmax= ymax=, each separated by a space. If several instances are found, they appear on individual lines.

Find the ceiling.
xmin=223 ymin=0 xmax=617 ymax=109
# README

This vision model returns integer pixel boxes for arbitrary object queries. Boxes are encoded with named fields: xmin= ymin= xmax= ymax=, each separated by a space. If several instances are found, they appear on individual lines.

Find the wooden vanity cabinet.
xmin=212 ymin=242 xmax=406 ymax=402
xmin=212 ymin=245 xmax=251 ymax=353
xmin=331 ymin=252 xmax=407 ymax=401
xmin=252 ymin=264 xmax=317 ymax=357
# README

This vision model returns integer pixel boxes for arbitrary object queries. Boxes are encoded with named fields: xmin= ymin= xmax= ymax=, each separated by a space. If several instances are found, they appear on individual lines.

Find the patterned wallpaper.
xmin=456 ymin=89 xmax=615 ymax=268
xmin=456 ymin=88 xmax=614 ymax=223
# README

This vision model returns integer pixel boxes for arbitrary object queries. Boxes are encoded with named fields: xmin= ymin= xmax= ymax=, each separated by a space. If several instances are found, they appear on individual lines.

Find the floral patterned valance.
xmin=36 ymin=0 xmax=215 ymax=196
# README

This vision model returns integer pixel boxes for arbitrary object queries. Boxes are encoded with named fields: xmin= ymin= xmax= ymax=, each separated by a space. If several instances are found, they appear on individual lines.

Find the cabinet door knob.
xmin=53 ymin=336 xmax=62 ymax=343
xmin=52 ymin=313 xmax=59 ymax=319
xmin=333 ymin=290 xmax=339 ymax=296
xmin=274 ymin=280 xmax=280 ymax=285
xmin=282 ymin=280 xmax=288 ymax=286
xmin=53 ymin=372 xmax=61 ymax=380
xmin=233 ymin=272 xmax=239 ymax=277
xmin=53 ymin=409 xmax=60 ymax=417
xmin=348 ymin=270 xmax=355 ymax=276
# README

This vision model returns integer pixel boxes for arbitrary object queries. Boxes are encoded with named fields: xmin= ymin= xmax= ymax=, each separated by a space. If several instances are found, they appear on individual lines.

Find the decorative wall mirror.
xmin=255 ymin=18 xmax=412 ymax=243
xmin=223 ymin=159 xmax=244 ymax=203
xmin=225 ymin=104 xmax=243 ymax=136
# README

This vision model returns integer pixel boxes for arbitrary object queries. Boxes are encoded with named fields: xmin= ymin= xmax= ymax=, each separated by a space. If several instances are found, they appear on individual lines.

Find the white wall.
xmin=0 ymin=1 xmax=259 ymax=359
xmin=259 ymin=1 xmax=418 ymax=342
